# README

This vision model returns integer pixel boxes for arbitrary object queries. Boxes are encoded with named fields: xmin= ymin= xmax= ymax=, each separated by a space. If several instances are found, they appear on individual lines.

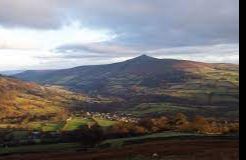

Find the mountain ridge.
xmin=15 ymin=55 xmax=239 ymax=74
xmin=14 ymin=55 xmax=239 ymax=108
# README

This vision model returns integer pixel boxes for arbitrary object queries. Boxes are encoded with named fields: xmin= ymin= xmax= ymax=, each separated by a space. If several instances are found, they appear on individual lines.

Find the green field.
xmin=93 ymin=117 xmax=117 ymax=127
xmin=25 ymin=122 xmax=64 ymax=132
xmin=0 ymin=117 xmax=118 ymax=133
xmin=99 ymin=132 xmax=203 ymax=148
xmin=42 ymin=123 xmax=64 ymax=132
xmin=125 ymin=102 xmax=239 ymax=118
xmin=62 ymin=117 xmax=95 ymax=131
xmin=126 ymin=103 xmax=198 ymax=116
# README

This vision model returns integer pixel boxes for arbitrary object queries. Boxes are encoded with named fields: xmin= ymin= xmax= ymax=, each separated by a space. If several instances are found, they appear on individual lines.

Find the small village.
xmin=70 ymin=111 xmax=140 ymax=123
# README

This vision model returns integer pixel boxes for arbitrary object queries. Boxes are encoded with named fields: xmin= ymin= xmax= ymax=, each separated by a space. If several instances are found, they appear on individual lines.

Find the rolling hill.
xmin=15 ymin=55 xmax=239 ymax=108
xmin=0 ymin=75 xmax=91 ymax=123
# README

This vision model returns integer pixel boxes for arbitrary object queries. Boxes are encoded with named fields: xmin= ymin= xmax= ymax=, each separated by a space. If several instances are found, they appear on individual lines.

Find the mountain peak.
xmin=130 ymin=54 xmax=158 ymax=62
xmin=139 ymin=54 xmax=150 ymax=57
xmin=137 ymin=54 xmax=153 ymax=58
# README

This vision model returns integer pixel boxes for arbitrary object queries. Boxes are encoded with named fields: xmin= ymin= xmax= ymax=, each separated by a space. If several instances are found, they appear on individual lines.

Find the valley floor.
xmin=0 ymin=138 xmax=239 ymax=160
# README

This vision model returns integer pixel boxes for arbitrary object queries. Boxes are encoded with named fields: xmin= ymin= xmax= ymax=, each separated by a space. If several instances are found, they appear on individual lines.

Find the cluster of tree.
xmin=174 ymin=113 xmax=239 ymax=134
xmin=60 ymin=125 xmax=103 ymax=146
xmin=105 ymin=113 xmax=239 ymax=137
xmin=0 ymin=113 xmax=239 ymax=147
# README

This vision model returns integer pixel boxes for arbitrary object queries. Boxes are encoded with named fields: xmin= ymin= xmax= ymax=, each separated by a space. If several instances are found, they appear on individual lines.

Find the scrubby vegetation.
xmin=0 ymin=76 xmax=83 ymax=120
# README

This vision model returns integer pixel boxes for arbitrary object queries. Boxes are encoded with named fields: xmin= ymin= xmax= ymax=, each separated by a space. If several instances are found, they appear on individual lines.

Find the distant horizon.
xmin=0 ymin=54 xmax=239 ymax=72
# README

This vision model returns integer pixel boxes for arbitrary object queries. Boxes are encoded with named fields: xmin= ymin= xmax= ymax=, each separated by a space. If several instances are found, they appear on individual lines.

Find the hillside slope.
xmin=15 ymin=55 xmax=239 ymax=107
xmin=0 ymin=75 xmax=89 ymax=121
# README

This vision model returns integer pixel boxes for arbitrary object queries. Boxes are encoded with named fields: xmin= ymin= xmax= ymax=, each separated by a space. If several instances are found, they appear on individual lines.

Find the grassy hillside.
xmin=0 ymin=75 xmax=91 ymax=126
xmin=124 ymin=102 xmax=238 ymax=119
xmin=14 ymin=55 xmax=239 ymax=118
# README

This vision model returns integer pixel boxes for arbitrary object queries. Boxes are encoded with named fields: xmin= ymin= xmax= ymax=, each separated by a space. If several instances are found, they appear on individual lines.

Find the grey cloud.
xmin=0 ymin=0 xmax=239 ymax=47
xmin=0 ymin=0 xmax=62 ymax=29
xmin=52 ymin=42 xmax=238 ymax=64
xmin=55 ymin=43 xmax=140 ymax=57
xmin=147 ymin=44 xmax=239 ymax=56
xmin=148 ymin=44 xmax=239 ymax=64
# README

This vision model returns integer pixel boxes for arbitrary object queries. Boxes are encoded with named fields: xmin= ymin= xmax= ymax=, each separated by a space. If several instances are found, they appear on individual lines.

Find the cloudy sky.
xmin=0 ymin=0 xmax=239 ymax=71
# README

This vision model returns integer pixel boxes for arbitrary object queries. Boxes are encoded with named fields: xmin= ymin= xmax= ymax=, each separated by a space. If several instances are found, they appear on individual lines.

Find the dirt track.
xmin=0 ymin=139 xmax=239 ymax=160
